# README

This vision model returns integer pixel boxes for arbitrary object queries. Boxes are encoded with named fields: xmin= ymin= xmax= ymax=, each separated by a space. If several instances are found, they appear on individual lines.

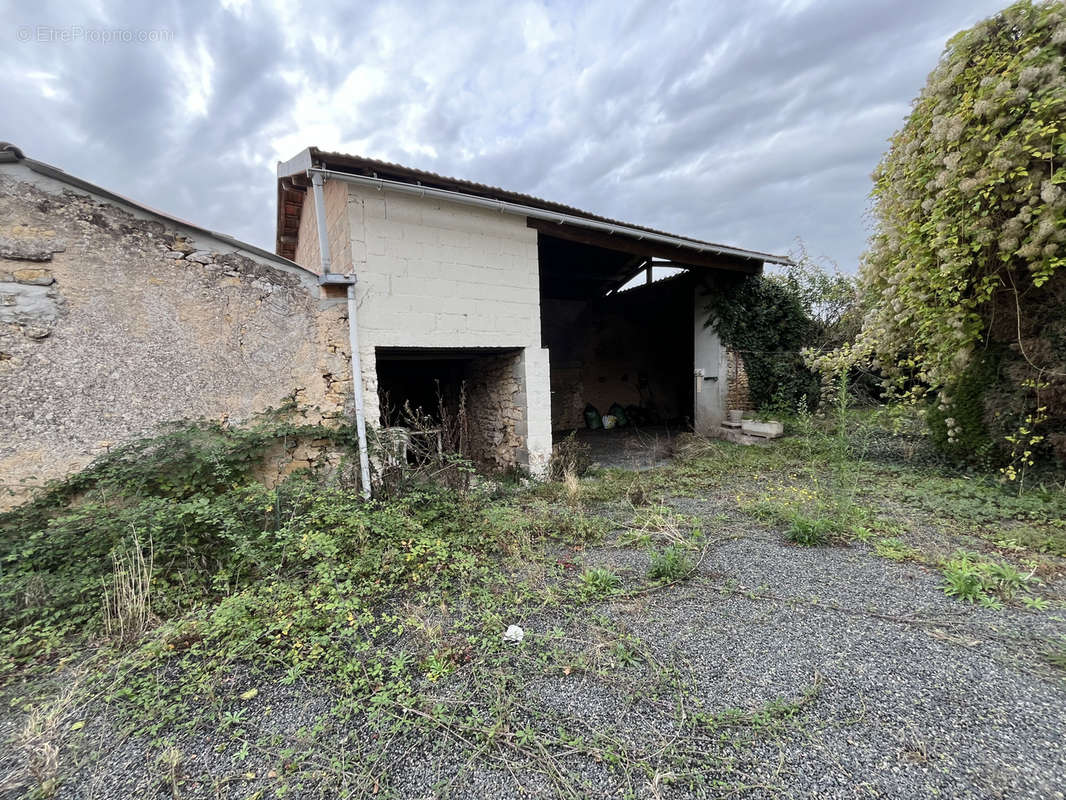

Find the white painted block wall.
xmin=340 ymin=182 xmax=552 ymax=475
xmin=693 ymin=288 xmax=728 ymax=433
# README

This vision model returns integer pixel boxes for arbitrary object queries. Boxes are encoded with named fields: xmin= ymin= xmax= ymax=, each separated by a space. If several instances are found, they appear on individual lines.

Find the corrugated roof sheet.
xmin=275 ymin=147 xmax=791 ymax=267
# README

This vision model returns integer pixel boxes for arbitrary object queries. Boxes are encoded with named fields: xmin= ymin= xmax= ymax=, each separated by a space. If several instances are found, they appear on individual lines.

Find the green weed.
xmin=940 ymin=550 xmax=1032 ymax=606
xmin=874 ymin=537 xmax=920 ymax=562
xmin=1043 ymin=638 xmax=1066 ymax=671
xmin=785 ymin=514 xmax=834 ymax=547
xmin=578 ymin=568 xmax=622 ymax=599
xmin=1021 ymin=595 xmax=1050 ymax=611
xmin=647 ymin=545 xmax=693 ymax=582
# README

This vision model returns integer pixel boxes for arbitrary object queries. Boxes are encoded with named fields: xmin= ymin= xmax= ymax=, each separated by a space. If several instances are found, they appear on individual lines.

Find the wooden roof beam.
xmin=529 ymin=219 xmax=760 ymax=273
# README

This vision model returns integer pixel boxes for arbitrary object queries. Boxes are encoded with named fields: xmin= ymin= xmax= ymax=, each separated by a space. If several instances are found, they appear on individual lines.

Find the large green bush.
xmin=706 ymin=274 xmax=816 ymax=410
xmin=814 ymin=0 xmax=1066 ymax=464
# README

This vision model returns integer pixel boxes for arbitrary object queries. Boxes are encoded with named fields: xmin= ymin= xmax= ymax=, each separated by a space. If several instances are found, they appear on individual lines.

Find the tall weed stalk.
xmin=791 ymin=370 xmax=872 ymax=542
xmin=102 ymin=529 xmax=154 ymax=644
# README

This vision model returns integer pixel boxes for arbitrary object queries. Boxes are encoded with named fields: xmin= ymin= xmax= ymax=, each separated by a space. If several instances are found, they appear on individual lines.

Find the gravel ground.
xmin=3 ymin=502 xmax=1064 ymax=800
xmin=562 ymin=425 xmax=680 ymax=471
xmin=622 ymin=535 xmax=1066 ymax=799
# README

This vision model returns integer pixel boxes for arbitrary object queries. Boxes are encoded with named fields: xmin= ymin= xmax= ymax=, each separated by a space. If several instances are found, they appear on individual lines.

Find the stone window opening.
xmin=374 ymin=347 xmax=526 ymax=472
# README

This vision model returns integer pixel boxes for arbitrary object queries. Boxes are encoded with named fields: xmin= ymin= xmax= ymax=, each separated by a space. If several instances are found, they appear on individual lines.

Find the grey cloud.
xmin=2 ymin=0 xmax=1010 ymax=269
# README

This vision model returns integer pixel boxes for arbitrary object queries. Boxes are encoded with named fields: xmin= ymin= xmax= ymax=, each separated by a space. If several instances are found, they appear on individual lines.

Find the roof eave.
xmin=274 ymin=146 xmax=793 ymax=268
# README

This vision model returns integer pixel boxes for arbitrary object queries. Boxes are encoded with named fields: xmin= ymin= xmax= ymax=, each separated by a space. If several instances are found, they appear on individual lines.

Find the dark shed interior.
xmin=537 ymin=231 xmax=695 ymax=432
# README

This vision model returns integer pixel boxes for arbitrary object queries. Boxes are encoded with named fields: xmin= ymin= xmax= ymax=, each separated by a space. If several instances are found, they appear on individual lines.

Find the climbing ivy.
xmin=811 ymin=0 xmax=1066 ymax=463
xmin=705 ymin=275 xmax=817 ymax=411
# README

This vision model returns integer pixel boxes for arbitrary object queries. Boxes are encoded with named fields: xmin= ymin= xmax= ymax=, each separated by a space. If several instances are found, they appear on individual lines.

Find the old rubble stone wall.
xmin=0 ymin=167 xmax=352 ymax=506
xmin=464 ymin=351 xmax=526 ymax=470
xmin=724 ymin=347 xmax=753 ymax=411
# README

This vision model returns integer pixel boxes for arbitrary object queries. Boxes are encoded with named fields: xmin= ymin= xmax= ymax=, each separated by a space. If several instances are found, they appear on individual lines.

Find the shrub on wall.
xmin=811 ymin=0 xmax=1066 ymax=465
xmin=925 ymin=351 xmax=1000 ymax=464
xmin=707 ymin=249 xmax=859 ymax=413
xmin=706 ymin=274 xmax=817 ymax=411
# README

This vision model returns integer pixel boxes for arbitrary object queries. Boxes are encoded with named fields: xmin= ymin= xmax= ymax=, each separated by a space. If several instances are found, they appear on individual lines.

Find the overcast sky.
xmin=2 ymin=0 xmax=1008 ymax=271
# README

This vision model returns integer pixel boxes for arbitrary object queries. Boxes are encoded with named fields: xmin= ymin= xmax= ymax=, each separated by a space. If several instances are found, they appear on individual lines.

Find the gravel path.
xmin=4 ymin=504 xmax=1064 ymax=800
xmin=618 ymin=534 xmax=1066 ymax=799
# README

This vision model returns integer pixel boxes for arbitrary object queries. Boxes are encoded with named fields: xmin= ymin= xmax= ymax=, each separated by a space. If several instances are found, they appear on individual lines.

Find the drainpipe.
xmin=310 ymin=171 xmax=372 ymax=499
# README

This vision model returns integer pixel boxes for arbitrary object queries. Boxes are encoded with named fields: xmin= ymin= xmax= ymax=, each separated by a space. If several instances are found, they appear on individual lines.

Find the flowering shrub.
xmin=810 ymin=0 xmax=1066 ymax=465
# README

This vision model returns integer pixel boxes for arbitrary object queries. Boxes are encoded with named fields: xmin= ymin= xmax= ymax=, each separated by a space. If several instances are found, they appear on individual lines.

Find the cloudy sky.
xmin=2 ymin=0 xmax=1007 ymax=270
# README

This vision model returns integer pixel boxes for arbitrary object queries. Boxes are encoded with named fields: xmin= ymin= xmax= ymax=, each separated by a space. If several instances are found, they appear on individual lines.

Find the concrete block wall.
xmin=329 ymin=182 xmax=551 ymax=475
xmin=693 ymin=287 xmax=729 ymax=433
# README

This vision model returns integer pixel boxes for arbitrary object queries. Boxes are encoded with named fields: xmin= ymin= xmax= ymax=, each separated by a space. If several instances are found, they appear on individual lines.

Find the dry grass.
xmin=622 ymin=428 xmax=677 ymax=470
xmin=102 ymin=529 xmax=155 ymax=644
xmin=158 ymin=745 xmax=184 ymax=799
xmin=622 ymin=504 xmax=694 ymax=547
xmin=0 ymin=681 xmax=81 ymax=797
xmin=626 ymin=475 xmax=651 ymax=507
xmin=563 ymin=467 xmax=581 ymax=508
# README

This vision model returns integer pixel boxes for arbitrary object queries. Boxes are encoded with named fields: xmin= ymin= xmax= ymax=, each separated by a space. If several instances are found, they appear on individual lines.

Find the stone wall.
xmin=0 ymin=165 xmax=352 ymax=505
xmin=294 ymin=177 xmax=350 ymax=281
xmin=725 ymin=348 xmax=753 ymax=411
xmin=464 ymin=351 xmax=526 ymax=470
xmin=549 ymin=366 xmax=585 ymax=430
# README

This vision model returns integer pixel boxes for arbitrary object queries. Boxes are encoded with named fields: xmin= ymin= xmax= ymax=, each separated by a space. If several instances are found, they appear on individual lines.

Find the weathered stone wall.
xmin=294 ymin=178 xmax=350 ymax=279
xmin=549 ymin=366 xmax=585 ymax=430
xmin=464 ymin=351 xmax=526 ymax=470
xmin=0 ymin=165 xmax=351 ymax=505
xmin=725 ymin=348 xmax=753 ymax=411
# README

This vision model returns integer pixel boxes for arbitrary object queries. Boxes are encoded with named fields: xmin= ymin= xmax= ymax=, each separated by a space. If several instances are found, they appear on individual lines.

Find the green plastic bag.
xmin=584 ymin=404 xmax=602 ymax=430
xmin=608 ymin=403 xmax=628 ymax=427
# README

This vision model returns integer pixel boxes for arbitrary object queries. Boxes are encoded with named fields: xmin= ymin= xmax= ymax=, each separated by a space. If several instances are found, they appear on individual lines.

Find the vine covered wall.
xmin=812 ymin=1 xmax=1066 ymax=464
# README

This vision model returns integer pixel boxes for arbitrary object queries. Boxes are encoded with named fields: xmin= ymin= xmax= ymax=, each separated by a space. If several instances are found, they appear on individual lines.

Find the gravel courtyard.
xmin=2 ymin=431 xmax=1065 ymax=800
xmin=4 ymin=499 xmax=1064 ymax=799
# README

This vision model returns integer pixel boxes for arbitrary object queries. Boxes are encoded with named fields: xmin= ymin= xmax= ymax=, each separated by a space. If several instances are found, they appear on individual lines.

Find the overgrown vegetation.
xmin=740 ymin=373 xmax=875 ymax=546
xmin=813 ymin=0 xmax=1066 ymax=467
xmin=647 ymin=544 xmax=695 ymax=582
xmin=940 ymin=550 xmax=1035 ymax=608
xmin=2 ymin=403 xmax=1064 ymax=797
xmin=0 ymin=414 xmax=358 ymax=672
xmin=705 ymin=244 xmax=859 ymax=412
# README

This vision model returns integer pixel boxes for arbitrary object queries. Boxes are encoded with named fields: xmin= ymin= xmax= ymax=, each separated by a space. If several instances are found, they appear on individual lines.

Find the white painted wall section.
xmin=693 ymin=287 xmax=728 ymax=433
xmin=340 ymin=182 xmax=551 ymax=475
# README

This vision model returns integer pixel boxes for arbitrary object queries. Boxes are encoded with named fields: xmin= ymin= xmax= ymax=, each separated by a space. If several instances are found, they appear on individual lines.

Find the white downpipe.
xmin=310 ymin=172 xmax=372 ymax=499
xmin=310 ymin=172 xmax=332 ymax=274
xmin=307 ymin=167 xmax=791 ymax=266
xmin=345 ymin=283 xmax=372 ymax=499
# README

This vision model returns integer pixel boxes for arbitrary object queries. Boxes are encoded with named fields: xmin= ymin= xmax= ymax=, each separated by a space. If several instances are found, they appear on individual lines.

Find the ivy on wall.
xmin=811 ymin=0 xmax=1066 ymax=463
xmin=705 ymin=275 xmax=817 ymax=411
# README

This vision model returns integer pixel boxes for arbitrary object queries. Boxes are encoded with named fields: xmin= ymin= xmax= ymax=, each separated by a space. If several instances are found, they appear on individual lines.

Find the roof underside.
xmin=275 ymin=147 xmax=790 ymax=271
